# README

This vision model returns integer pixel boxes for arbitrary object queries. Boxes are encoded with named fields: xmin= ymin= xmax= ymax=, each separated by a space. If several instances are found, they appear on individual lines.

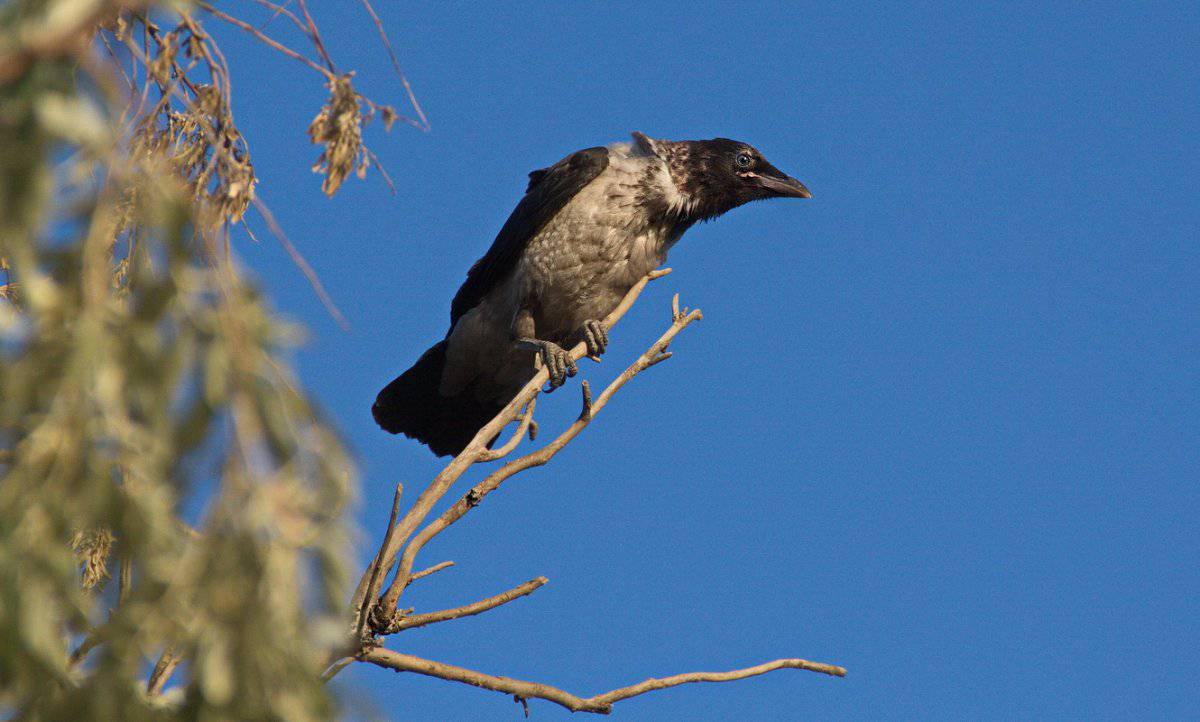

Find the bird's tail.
xmin=372 ymin=341 xmax=503 ymax=457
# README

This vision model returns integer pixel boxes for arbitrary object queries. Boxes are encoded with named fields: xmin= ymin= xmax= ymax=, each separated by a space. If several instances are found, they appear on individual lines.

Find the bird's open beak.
xmin=757 ymin=173 xmax=812 ymax=199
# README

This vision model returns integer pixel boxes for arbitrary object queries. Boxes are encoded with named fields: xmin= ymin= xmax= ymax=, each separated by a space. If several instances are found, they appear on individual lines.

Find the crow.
xmin=373 ymin=132 xmax=810 ymax=456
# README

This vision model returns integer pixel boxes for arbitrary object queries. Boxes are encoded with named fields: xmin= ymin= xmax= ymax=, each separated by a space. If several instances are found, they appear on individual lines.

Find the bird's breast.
xmin=519 ymin=173 xmax=672 ymax=339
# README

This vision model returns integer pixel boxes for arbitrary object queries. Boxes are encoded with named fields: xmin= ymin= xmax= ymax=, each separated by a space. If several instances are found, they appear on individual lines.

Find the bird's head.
xmin=632 ymin=132 xmax=810 ymax=221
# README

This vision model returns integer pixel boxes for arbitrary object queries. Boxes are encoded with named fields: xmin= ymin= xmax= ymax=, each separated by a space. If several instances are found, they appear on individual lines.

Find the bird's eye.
xmin=735 ymin=152 xmax=753 ymax=168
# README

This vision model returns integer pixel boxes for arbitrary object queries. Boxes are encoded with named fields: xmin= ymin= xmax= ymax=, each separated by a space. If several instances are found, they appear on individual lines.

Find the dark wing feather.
xmin=449 ymin=146 xmax=609 ymax=326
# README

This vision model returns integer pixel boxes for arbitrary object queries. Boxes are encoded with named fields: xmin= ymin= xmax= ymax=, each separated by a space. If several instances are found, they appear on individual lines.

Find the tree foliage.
xmin=0 ymin=2 xmax=374 ymax=718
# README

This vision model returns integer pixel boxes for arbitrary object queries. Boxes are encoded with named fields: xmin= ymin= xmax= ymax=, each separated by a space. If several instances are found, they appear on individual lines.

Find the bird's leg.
xmin=517 ymin=338 xmax=577 ymax=390
xmin=512 ymin=308 xmax=577 ymax=391
xmin=580 ymin=319 xmax=608 ymax=360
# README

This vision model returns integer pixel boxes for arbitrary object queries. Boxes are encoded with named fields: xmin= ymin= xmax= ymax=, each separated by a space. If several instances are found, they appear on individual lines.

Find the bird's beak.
xmin=757 ymin=172 xmax=812 ymax=199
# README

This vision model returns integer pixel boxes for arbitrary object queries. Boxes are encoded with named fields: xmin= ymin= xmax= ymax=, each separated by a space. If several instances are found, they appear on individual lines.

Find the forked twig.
xmin=198 ymin=2 xmax=332 ymax=80
xmin=476 ymin=398 xmax=537 ymax=462
xmin=338 ymin=265 xmax=845 ymax=709
xmin=349 ymin=269 xmax=673 ymax=615
xmin=355 ymin=482 xmax=404 ymax=640
xmin=377 ymin=303 xmax=703 ymax=620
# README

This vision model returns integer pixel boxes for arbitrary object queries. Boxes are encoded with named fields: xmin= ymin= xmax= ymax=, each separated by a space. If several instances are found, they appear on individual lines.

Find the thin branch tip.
xmin=409 ymin=560 xmax=454 ymax=582
xmin=363 ymin=649 xmax=844 ymax=714
xmin=580 ymin=380 xmax=593 ymax=420
xmin=387 ymin=576 xmax=548 ymax=633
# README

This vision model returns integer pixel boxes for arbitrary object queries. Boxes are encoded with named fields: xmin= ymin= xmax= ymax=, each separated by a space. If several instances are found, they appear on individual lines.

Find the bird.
xmin=373 ymin=132 xmax=810 ymax=456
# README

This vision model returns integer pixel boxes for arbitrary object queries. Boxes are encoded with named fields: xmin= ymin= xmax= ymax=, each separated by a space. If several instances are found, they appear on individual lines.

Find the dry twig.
xmin=198 ymin=2 xmax=332 ymax=80
xmin=476 ymin=398 xmax=537 ymax=462
xmin=356 ymin=0 xmax=429 ymax=131
xmin=251 ymin=197 xmax=350 ymax=329
xmin=354 ymin=482 xmax=404 ymax=641
xmin=146 ymin=646 xmax=180 ymax=697
xmin=385 ymin=576 xmax=547 ymax=633
xmin=362 ymin=648 xmax=845 ymax=715
xmin=409 ymin=560 xmax=455 ymax=582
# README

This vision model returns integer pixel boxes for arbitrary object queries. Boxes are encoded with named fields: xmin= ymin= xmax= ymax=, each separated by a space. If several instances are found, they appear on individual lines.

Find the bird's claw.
xmin=582 ymin=319 xmax=608 ymax=359
xmin=538 ymin=341 xmax=577 ymax=390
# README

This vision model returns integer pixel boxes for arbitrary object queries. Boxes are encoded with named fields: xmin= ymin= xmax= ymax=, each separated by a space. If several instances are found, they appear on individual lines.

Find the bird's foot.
xmin=534 ymin=340 xmax=577 ymax=390
xmin=581 ymin=319 xmax=608 ymax=360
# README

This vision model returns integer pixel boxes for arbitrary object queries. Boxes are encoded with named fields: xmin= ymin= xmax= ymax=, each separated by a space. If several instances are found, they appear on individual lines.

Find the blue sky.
xmin=211 ymin=2 xmax=1197 ymax=719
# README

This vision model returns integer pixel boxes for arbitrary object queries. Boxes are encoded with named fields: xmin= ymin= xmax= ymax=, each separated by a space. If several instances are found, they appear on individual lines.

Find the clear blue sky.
xmin=212 ymin=3 xmax=1197 ymax=719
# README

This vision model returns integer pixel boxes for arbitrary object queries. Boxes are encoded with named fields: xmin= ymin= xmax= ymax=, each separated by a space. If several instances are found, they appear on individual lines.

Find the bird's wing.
xmin=449 ymin=146 xmax=610 ymax=326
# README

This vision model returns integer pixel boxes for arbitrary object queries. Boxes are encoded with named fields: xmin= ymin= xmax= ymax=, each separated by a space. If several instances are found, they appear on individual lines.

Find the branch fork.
xmin=337 ymin=268 xmax=844 ymax=713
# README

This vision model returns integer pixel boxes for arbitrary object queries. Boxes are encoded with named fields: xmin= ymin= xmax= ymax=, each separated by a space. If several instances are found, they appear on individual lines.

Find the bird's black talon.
xmin=582 ymin=319 xmax=608 ymax=358
xmin=538 ymin=341 xmax=574 ymax=390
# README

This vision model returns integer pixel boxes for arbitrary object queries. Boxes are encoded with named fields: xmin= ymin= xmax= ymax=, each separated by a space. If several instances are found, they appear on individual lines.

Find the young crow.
xmin=373 ymin=133 xmax=810 ymax=456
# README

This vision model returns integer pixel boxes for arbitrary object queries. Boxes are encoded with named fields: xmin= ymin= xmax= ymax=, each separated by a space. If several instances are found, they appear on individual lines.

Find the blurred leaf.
xmin=0 ymin=3 xmax=356 ymax=720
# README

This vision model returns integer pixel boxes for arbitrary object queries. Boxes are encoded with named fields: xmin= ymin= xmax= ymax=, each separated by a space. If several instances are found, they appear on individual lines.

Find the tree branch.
xmin=476 ymin=398 xmax=536 ymax=462
xmin=375 ymin=300 xmax=702 ymax=625
xmin=386 ymin=576 xmax=547 ymax=633
xmin=340 ymin=266 xmax=844 ymax=711
xmin=354 ymin=482 xmax=403 ymax=640
xmin=251 ymin=197 xmax=350 ymax=329
xmin=293 ymin=0 xmax=335 ymax=73
xmin=349 ymin=268 xmax=672 ymax=615
xmin=356 ymin=0 xmax=430 ymax=130
xmin=197 ymin=2 xmax=333 ymax=80
xmin=146 ymin=645 xmax=180 ymax=697
xmin=409 ymin=560 xmax=454 ymax=583
xmin=362 ymin=648 xmax=844 ymax=715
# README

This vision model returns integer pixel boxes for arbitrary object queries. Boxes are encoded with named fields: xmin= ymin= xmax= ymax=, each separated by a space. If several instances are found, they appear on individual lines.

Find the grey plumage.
xmin=374 ymin=132 xmax=810 ymax=456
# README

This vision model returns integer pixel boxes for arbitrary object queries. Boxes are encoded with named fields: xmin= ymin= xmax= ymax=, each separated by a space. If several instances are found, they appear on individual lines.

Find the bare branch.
xmin=476 ymin=398 xmax=537 ymax=462
xmin=363 ymin=147 xmax=398 ymax=194
xmin=350 ymin=269 xmax=672 ymax=614
xmin=354 ymin=482 xmax=403 ymax=640
xmin=321 ymin=654 xmax=356 ymax=682
xmin=118 ymin=553 xmax=132 ymax=604
xmin=376 ymin=299 xmax=702 ymax=623
xmin=591 ymin=659 xmax=847 ymax=706
xmin=249 ymin=0 xmax=307 ymax=35
xmin=409 ymin=560 xmax=454 ymax=582
xmin=293 ymin=0 xmax=335 ymax=73
xmin=68 ymin=633 xmax=101 ymax=669
xmin=357 ymin=0 xmax=430 ymax=131
xmin=387 ymin=577 xmax=547 ymax=633
xmin=198 ymin=2 xmax=333 ymax=80
xmin=362 ymin=648 xmax=844 ymax=715
xmin=579 ymin=380 xmax=593 ymax=421
xmin=251 ymin=197 xmax=349 ymax=329
xmin=146 ymin=646 xmax=180 ymax=697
